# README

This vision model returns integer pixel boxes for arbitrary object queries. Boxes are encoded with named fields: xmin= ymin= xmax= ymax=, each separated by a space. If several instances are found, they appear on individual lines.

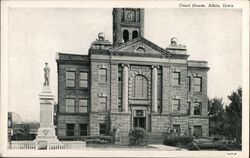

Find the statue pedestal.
xmin=34 ymin=86 xmax=59 ymax=149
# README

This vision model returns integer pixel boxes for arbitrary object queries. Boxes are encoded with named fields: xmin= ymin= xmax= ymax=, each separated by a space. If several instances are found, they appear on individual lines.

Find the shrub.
xmin=217 ymin=144 xmax=232 ymax=150
xmin=163 ymin=135 xmax=176 ymax=146
xmin=189 ymin=138 xmax=233 ymax=151
xmin=128 ymin=127 xmax=147 ymax=146
xmin=163 ymin=135 xmax=194 ymax=146
xmin=85 ymin=135 xmax=114 ymax=144
xmin=188 ymin=142 xmax=200 ymax=150
xmin=179 ymin=135 xmax=194 ymax=145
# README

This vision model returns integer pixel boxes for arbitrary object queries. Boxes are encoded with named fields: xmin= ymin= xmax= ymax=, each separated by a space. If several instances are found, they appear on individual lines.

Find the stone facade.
xmin=55 ymin=8 xmax=209 ymax=142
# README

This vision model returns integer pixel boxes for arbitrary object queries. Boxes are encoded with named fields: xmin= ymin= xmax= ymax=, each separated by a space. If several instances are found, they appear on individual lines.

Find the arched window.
xmin=134 ymin=75 xmax=148 ymax=99
xmin=123 ymin=29 xmax=129 ymax=42
xmin=132 ymin=30 xmax=138 ymax=39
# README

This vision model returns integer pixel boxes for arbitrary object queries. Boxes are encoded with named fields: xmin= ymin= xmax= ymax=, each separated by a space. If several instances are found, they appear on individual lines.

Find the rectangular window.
xmin=157 ymin=73 xmax=162 ymax=99
xmin=118 ymin=71 xmax=122 ymax=98
xmin=66 ymin=99 xmax=75 ymax=113
xmin=66 ymin=71 xmax=75 ymax=87
xmin=194 ymin=102 xmax=202 ymax=115
xmin=79 ymin=124 xmax=88 ymax=136
xmin=188 ymin=102 xmax=191 ymax=115
xmin=66 ymin=124 xmax=75 ymax=136
xmin=99 ymin=123 xmax=106 ymax=135
xmin=188 ymin=76 xmax=191 ymax=92
xmin=99 ymin=68 xmax=107 ymax=82
xmin=118 ymin=98 xmax=122 ymax=112
xmin=173 ymin=124 xmax=181 ymax=136
xmin=173 ymin=72 xmax=180 ymax=85
xmin=79 ymin=99 xmax=88 ymax=113
xmin=157 ymin=99 xmax=162 ymax=113
xmin=99 ymin=97 xmax=107 ymax=109
xmin=80 ymin=72 xmax=88 ymax=88
xmin=172 ymin=99 xmax=180 ymax=111
xmin=193 ymin=126 xmax=202 ymax=138
xmin=118 ymin=71 xmax=122 ymax=82
xmin=194 ymin=77 xmax=202 ymax=92
xmin=134 ymin=75 xmax=148 ymax=99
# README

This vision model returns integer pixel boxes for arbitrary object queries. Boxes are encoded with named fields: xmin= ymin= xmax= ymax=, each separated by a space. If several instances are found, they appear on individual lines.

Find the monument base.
xmin=34 ymin=127 xmax=60 ymax=149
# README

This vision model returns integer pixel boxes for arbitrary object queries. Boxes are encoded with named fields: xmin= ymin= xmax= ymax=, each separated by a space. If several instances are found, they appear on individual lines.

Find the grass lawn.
xmin=86 ymin=143 xmax=156 ymax=149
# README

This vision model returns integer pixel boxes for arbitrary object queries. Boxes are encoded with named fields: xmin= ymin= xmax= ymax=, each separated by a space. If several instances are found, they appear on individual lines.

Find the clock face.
xmin=125 ymin=10 xmax=135 ymax=21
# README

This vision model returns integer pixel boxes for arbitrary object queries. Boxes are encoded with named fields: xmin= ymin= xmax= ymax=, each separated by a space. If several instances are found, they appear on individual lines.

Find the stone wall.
xmin=162 ymin=66 xmax=171 ymax=114
xmin=56 ymin=51 xmax=210 ymax=140
xmin=110 ymin=113 xmax=131 ymax=143
xmin=56 ymin=54 xmax=90 ymax=139
xmin=189 ymin=117 xmax=209 ymax=137
xmin=57 ymin=63 xmax=90 ymax=113
xmin=169 ymin=63 xmax=189 ymax=115
xmin=110 ymin=64 xmax=119 ymax=112
xmin=57 ymin=114 xmax=89 ymax=138
xmin=151 ymin=115 xmax=209 ymax=137
xmin=188 ymin=66 xmax=209 ymax=117
xmin=89 ymin=112 xmax=107 ymax=135
xmin=90 ymin=60 xmax=111 ymax=112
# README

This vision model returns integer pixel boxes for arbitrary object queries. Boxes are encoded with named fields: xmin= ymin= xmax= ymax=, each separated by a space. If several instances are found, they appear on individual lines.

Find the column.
xmin=122 ymin=64 xmax=129 ymax=112
xmin=151 ymin=66 xmax=158 ymax=112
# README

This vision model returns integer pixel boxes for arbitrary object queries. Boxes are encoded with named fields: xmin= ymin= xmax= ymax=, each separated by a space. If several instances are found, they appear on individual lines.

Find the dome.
xmin=98 ymin=32 xmax=106 ymax=41
xmin=170 ymin=37 xmax=178 ymax=45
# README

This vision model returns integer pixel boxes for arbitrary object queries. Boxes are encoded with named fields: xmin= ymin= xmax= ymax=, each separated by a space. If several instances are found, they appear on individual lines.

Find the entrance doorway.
xmin=133 ymin=110 xmax=146 ymax=129
xmin=134 ymin=117 xmax=146 ymax=129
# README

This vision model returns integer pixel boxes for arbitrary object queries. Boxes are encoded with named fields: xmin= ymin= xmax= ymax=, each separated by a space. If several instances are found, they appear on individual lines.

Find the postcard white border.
xmin=1 ymin=0 xmax=249 ymax=157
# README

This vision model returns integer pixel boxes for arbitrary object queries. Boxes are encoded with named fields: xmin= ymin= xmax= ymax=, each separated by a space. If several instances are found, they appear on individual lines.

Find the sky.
xmin=8 ymin=8 xmax=242 ymax=122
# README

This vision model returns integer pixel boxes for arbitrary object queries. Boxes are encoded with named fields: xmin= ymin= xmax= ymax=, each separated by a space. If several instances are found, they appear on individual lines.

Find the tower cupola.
xmin=112 ymin=8 xmax=144 ymax=46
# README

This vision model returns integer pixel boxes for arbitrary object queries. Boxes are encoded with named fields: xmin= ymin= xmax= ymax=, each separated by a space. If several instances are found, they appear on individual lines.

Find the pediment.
xmin=109 ymin=37 xmax=171 ymax=57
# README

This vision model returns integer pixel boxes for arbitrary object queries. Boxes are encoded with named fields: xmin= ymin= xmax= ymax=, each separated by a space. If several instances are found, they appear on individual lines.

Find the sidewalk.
xmin=148 ymin=144 xmax=187 ymax=151
xmin=85 ymin=144 xmax=187 ymax=151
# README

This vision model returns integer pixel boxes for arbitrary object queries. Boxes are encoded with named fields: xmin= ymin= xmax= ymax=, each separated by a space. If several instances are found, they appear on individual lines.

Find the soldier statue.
xmin=43 ymin=62 xmax=50 ymax=86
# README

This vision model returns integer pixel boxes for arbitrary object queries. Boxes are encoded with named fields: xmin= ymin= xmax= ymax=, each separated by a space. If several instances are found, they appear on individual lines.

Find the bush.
xmin=217 ymin=144 xmax=232 ymax=150
xmin=163 ymin=135 xmax=194 ymax=146
xmin=189 ymin=142 xmax=200 ymax=150
xmin=188 ymin=138 xmax=233 ymax=151
xmin=128 ymin=127 xmax=147 ymax=146
xmin=85 ymin=135 xmax=114 ymax=144
xmin=179 ymin=136 xmax=194 ymax=145
xmin=163 ymin=135 xmax=176 ymax=146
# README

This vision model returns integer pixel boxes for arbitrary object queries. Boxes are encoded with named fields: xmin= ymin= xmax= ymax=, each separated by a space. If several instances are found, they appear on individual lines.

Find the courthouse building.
xmin=56 ymin=8 xmax=209 ymax=142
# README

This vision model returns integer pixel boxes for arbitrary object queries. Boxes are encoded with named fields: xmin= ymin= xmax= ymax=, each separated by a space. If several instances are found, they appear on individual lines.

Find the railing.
xmin=48 ymin=143 xmax=65 ymax=150
xmin=48 ymin=141 xmax=86 ymax=150
xmin=9 ymin=141 xmax=86 ymax=150
xmin=9 ymin=141 xmax=36 ymax=149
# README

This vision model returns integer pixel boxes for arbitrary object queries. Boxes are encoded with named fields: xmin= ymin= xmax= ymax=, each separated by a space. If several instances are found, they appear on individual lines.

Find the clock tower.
xmin=112 ymin=8 xmax=144 ymax=46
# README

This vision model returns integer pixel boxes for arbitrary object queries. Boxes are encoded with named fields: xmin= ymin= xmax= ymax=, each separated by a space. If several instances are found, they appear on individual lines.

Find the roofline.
xmin=109 ymin=36 xmax=171 ymax=56
xmin=188 ymin=60 xmax=208 ymax=63
xmin=56 ymin=52 xmax=89 ymax=57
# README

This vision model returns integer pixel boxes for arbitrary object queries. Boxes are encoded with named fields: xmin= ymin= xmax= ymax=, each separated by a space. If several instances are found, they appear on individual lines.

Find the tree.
xmin=224 ymin=87 xmax=242 ymax=143
xmin=208 ymin=98 xmax=225 ymax=136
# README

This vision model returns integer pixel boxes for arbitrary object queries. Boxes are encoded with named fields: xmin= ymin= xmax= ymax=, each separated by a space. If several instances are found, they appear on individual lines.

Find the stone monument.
xmin=34 ymin=62 xmax=59 ymax=149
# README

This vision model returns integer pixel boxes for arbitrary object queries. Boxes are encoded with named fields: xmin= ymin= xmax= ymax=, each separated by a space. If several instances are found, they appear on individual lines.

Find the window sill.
xmin=66 ymin=87 xmax=76 ymax=89
xmin=99 ymin=82 xmax=108 ymax=84
xmin=66 ymin=87 xmax=89 ymax=90
xmin=193 ymin=92 xmax=203 ymax=95
xmin=79 ymin=87 xmax=89 ymax=90
xmin=172 ymin=85 xmax=182 ymax=88
xmin=189 ymin=115 xmax=207 ymax=118
xmin=58 ymin=112 xmax=89 ymax=116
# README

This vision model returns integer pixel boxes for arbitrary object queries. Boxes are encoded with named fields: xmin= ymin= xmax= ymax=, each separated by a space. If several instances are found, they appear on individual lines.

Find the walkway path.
xmin=148 ymin=144 xmax=187 ymax=151
xmin=85 ymin=144 xmax=187 ymax=151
